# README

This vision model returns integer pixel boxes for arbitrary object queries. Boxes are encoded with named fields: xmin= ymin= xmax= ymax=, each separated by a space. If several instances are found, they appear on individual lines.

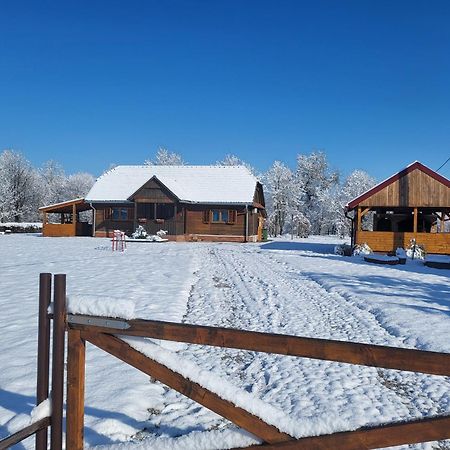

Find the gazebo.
xmin=346 ymin=161 xmax=450 ymax=255
xmin=39 ymin=198 xmax=93 ymax=237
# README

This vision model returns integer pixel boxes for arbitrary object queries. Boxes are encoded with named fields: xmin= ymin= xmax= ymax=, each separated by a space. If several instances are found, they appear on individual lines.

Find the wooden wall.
xmin=132 ymin=179 xmax=176 ymax=203
xmin=42 ymin=223 xmax=76 ymax=237
xmin=360 ymin=170 xmax=450 ymax=208
xmin=94 ymin=205 xmax=135 ymax=236
xmin=357 ymin=231 xmax=450 ymax=254
xmin=185 ymin=205 xmax=246 ymax=236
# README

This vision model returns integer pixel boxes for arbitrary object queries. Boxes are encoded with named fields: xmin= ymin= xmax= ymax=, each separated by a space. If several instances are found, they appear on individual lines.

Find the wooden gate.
xmin=1 ymin=273 xmax=450 ymax=449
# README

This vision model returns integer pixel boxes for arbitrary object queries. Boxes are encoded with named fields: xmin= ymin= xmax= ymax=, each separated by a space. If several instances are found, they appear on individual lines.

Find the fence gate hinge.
xmin=67 ymin=314 xmax=131 ymax=330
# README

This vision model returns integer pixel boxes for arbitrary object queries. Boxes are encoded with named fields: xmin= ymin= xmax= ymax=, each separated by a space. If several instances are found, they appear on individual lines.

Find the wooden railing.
xmin=0 ymin=273 xmax=64 ymax=450
xmin=2 ymin=273 xmax=449 ymax=450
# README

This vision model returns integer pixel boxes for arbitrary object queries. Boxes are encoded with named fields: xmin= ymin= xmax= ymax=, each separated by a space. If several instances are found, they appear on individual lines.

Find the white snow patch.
xmin=94 ymin=428 xmax=260 ymax=450
xmin=122 ymin=337 xmax=351 ymax=439
xmin=5 ymin=399 xmax=51 ymax=434
xmin=67 ymin=296 xmax=136 ymax=319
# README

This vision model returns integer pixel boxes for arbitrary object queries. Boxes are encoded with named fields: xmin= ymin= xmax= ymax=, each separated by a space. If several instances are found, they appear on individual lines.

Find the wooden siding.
xmin=132 ymin=179 xmax=176 ymax=203
xmin=185 ymin=205 xmax=246 ymax=236
xmin=43 ymin=223 xmax=76 ymax=237
xmin=94 ymin=205 xmax=135 ymax=235
xmin=253 ymin=182 xmax=265 ymax=207
xmin=356 ymin=231 xmax=450 ymax=254
xmin=359 ymin=170 xmax=450 ymax=208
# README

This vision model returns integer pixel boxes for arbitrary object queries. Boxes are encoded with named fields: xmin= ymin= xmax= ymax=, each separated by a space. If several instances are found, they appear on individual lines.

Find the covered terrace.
xmin=39 ymin=198 xmax=93 ymax=237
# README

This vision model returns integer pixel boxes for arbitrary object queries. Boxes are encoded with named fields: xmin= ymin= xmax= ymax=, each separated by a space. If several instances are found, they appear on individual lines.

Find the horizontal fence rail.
xmin=67 ymin=315 xmax=450 ymax=376
xmin=0 ymin=416 xmax=50 ymax=450
xmin=81 ymin=331 xmax=293 ymax=445
xmin=252 ymin=415 xmax=450 ymax=450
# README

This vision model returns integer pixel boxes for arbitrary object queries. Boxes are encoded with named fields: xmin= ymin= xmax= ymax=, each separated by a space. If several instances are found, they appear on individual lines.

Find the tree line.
xmin=1 ymin=147 xmax=376 ymax=237
xmin=0 ymin=150 xmax=95 ymax=223
xmin=147 ymin=147 xmax=377 ymax=237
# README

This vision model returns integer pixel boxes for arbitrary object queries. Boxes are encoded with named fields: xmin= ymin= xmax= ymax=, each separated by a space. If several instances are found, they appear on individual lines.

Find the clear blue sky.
xmin=1 ymin=0 xmax=449 ymax=180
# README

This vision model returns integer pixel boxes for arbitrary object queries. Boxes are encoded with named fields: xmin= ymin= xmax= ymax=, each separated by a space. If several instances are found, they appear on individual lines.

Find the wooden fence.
xmin=1 ymin=273 xmax=449 ymax=450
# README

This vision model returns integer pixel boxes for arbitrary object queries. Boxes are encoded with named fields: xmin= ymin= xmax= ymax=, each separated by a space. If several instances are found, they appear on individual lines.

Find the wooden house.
xmin=346 ymin=161 xmax=450 ymax=254
xmin=40 ymin=165 xmax=266 ymax=242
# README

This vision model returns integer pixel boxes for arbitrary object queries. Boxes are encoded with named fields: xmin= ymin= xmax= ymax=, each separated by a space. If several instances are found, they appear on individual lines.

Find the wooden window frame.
xmin=110 ymin=207 xmax=130 ymax=222
xmin=211 ymin=209 xmax=237 ymax=224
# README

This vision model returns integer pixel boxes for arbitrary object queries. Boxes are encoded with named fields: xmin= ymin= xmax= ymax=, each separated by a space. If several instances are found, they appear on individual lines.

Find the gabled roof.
xmin=85 ymin=165 xmax=260 ymax=204
xmin=346 ymin=161 xmax=450 ymax=210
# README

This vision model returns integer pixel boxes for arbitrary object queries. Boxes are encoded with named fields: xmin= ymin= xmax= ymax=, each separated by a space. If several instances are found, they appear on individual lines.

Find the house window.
xmin=210 ymin=209 xmax=236 ymax=224
xmin=111 ymin=208 xmax=129 ymax=221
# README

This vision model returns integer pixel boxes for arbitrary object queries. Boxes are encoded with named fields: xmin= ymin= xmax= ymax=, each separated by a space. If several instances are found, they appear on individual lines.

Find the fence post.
xmin=36 ymin=273 xmax=52 ymax=450
xmin=66 ymin=329 xmax=85 ymax=449
xmin=51 ymin=274 xmax=66 ymax=450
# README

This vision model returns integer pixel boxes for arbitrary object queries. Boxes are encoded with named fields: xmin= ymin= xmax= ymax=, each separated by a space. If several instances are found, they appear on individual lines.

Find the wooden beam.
xmin=68 ymin=318 xmax=450 ymax=377
xmin=82 ymin=332 xmax=293 ymax=445
xmin=72 ymin=203 xmax=77 ymax=235
xmin=51 ymin=274 xmax=66 ymax=450
xmin=357 ymin=206 xmax=362 ymax=231
xmin=413 ymin=207 xmax=418 ymax=233
xmin=36 ymin=273 xmax=51 ymax=450
xmin=66 ymin=330 xmax=85 ymax=450
xmin=360 ymin=207 xmax=371 ymax=217
xmin=0 ymin=417 xmax=51 ymax=449
xmin=250 ymin=415 xmax=450 ymax=450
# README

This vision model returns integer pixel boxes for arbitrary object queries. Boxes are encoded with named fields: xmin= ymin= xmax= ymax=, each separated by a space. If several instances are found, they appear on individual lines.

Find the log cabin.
xmin=346 ymin=161 xmax=450 ymax=254
xmin=40 ymin=165 xmax=266 ymax=242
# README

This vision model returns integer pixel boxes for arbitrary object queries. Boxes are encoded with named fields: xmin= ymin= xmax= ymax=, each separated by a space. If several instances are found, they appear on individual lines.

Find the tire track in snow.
xmin=153 ymin=244 xmax=449 ymax=449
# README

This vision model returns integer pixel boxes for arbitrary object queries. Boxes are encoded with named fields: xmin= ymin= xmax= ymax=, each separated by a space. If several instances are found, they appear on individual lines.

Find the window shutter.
xmin=203 ymin=209 xmax=210 ymax=224
xmin=228 ymin=210 xmax=236 ymax=224
xmin=104 ymin=208 xmax=111 ymax=220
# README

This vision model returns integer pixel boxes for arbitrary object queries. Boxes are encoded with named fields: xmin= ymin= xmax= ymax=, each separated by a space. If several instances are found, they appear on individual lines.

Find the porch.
xmin=39 ymin=198 xmax=93 ymax=237
xmin=355 ymin=207 xmax=450 ymax=254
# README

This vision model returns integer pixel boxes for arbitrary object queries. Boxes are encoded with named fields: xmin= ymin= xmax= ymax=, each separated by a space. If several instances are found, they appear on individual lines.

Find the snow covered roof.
xmin=346 ymin=161 xmax=450 ymax=209
xmin=85 ymin=165 xmax=260 ymax=204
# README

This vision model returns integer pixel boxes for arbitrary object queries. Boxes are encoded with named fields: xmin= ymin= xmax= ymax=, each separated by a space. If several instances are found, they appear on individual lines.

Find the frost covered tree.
xmin=338 ymin=169 xmax=376 ymax=236
xmin=216 ymin=153 xmax=256 ymax=175
xmin=0 ymin=150 xmax=39 ymax=222
xmin=264 ymin=161 xmax=293 ymax=236
xmin=145 ymin=147 xmax=186 ymax=165
xmin=38 ymin=160 xmax=67 ymax=206
xmin=38 ymin=162 xmax=95 ymax=205
xmin=294 ymin=151 xmax=339 ymax=234
xmin=64 ymin=172 xmax=95 ymax=199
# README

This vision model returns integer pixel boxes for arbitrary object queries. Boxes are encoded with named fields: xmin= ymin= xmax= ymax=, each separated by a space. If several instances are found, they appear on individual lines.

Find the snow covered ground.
xmin=0 ymin=234 xmax=448 ymax=449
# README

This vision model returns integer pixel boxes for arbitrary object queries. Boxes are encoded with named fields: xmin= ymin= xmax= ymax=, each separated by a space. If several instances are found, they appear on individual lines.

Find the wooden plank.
xmin=0 ymin=417 xmax=50 ymax=449
xmin=414 ymin=207 xmax=418 ymax=233
xmin=249 ymin=415 xmax=450 ymax=450
xmin=82 ymin=332 xmax=293 ymax=445
xmin=36 ymin=273 xmax=51 ymax=450
xmin=66 ymin=330 xmax=86 ymax=450
xmin=68 ymin=318 xmax=450 ymax=377
xmin=51 ymin=274 xmax=66 ymax=450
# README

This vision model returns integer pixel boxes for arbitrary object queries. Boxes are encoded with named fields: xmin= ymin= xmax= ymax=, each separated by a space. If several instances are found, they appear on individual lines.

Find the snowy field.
xmin=0 ymin=234 xmax=449 ymax=449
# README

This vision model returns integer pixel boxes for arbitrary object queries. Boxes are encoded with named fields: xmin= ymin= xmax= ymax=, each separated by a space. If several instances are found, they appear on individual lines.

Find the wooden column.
xmin=66 ymin=330 xmax=85 ymax=450
xmin=413 ymin=207 xmax=418 ymax=234
xmin=51 ymin=274 xmax=66 ymax=450
xmin=355 ymin=207 xmax=362 ymax=244
xmin=73 ymin=203 xmax=77 ymax=236
xmin=36 ymin=273 xmax=52 ymax=450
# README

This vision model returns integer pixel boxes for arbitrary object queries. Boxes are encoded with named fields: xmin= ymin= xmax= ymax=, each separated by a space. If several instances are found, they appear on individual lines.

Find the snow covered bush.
xmin=352 ymin=243 xmax=372 ymax=255
xmin=132 ymin=225 xmax=148 ymax=239
xmin=156 ymin=229 xmax=168 ymax=238
xmin=406 ymin=239 xmax=426 ymax=260
xmin=334 ymin=244 xmax=352 ymax=256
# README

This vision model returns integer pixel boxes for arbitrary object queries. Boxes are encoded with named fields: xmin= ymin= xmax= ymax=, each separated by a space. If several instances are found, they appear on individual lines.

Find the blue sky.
xmin=1 ymin=0 xmax=449 ymax=179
